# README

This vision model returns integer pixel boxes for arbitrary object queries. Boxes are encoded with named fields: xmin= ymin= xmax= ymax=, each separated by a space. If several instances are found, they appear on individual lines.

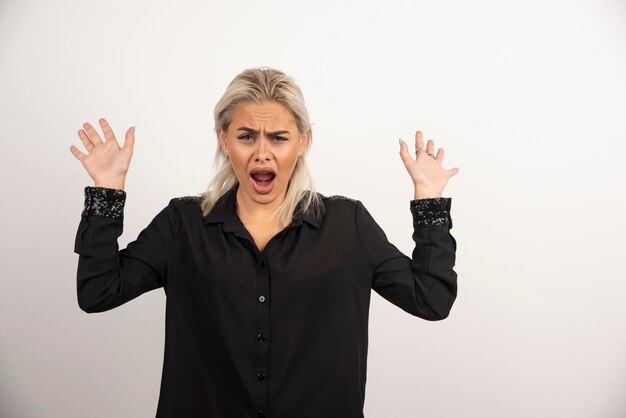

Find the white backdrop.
xmin=1 ymin=0 xmax=625 ymax=417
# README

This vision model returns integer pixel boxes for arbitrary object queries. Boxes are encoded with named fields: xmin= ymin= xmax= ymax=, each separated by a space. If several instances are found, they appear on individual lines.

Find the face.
xmin=218 ymin=101 xmax=308 ymax=210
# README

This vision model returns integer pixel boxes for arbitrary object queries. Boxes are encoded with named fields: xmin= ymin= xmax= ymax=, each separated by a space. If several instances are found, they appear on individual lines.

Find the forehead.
xmin=231 ymin=101 xmax=296 ymax=127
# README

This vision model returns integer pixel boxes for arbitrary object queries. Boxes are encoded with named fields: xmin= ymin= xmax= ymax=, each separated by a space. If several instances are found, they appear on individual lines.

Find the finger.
xmin=436 ymin=147 xmax=444 ymax=163
xmin=448 ymin=167 xmax=460 ymax=176
xmin=123 ymin=126 xmax=135 ymax=153
xmin=99 ymin=118 xmax=121 ymax=148
xmin=82 ymin=121 xmax=104 ymax=145
xmin=414 ymin=130 xmax=424 ymax=152
xmin=399 ymin=139 xmax=415 ymax=169
xmin=77 ymin=129 xmax=94 ymax=152
xmin=69 ymin=144 xmax=86 ymax=162
xmin=426 ymin=138 xmax=435 ymax=155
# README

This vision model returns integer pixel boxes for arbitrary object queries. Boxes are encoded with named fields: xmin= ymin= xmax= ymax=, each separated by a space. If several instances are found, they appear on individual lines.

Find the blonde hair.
xmin=200 ymin=67 xmax=323 ymax=228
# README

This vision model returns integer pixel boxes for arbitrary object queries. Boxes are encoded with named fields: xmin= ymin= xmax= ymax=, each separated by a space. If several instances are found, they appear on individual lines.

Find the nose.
xmin=254 ymin=138 xmax=272 ymax=162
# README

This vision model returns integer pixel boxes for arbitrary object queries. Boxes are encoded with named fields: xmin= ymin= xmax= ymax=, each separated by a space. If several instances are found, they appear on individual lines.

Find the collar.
xmin=203 ymin=185 xmax=322 ymax=230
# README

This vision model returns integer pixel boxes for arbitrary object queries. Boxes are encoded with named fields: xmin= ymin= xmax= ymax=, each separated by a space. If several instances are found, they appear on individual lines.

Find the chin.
xmin=240 ymin=178 xmax=284 ymax=206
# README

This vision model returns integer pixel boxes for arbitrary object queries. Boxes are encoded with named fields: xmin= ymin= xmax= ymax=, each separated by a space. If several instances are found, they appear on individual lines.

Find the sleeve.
xmin=355 ymin=197 xmax=458 ymax=320
xmin=73 ymin=186 xmax=181 ymax=313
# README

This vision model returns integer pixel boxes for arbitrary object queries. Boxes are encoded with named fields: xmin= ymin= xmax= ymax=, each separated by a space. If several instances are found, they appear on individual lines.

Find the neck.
xmin=235 ymin=187 xmax=285 ymax=225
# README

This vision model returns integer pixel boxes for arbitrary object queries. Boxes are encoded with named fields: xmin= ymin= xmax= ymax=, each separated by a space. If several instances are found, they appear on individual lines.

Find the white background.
xmin=1 ymin=0 xmax=625 ymax=417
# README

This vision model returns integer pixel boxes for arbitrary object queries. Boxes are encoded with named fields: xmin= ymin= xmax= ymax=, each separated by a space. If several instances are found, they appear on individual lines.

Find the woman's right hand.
xmin=70 ymin=118 xmax=135 ymax=191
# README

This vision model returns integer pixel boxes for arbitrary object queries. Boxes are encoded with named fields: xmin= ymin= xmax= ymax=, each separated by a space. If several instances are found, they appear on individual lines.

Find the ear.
xmin=218 ymin=128 xmax=228 ymax=155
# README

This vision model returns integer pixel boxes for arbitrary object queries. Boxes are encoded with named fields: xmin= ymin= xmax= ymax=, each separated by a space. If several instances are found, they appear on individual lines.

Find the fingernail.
xmin=398 ymin=138 xmax=402 ymax=146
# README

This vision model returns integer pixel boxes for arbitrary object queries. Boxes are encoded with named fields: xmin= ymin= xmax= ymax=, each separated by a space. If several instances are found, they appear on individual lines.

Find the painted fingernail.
xmin=398 ymin=138 xmax=402 ymax=146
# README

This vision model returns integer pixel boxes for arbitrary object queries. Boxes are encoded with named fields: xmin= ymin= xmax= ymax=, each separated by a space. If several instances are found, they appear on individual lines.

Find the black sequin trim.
xmin=410 ymin=197 xmax=452 ymax=229
xmin=82 ymin=186 xmax=126 ymax=221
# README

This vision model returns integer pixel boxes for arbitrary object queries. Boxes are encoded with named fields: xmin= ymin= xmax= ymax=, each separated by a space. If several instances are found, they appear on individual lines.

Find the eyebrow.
xmin=236 ymin=126 xmax=291 ymax=136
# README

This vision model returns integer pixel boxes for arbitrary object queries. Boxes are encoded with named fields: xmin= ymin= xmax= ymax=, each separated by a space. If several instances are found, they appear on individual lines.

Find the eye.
xmin=273 ymin=136 xmax=288 ymax=142
xmin=238 ymin=134 xmax=254 ymax=141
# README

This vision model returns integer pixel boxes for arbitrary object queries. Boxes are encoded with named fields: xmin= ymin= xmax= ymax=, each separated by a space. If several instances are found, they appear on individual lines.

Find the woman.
xmin=70 ymin=67 xmax=460 ymax=418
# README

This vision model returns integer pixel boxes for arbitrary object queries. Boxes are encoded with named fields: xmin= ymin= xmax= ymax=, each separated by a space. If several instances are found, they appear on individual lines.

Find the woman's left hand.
xmin=399 ymin=130 xmax=460 ymax=199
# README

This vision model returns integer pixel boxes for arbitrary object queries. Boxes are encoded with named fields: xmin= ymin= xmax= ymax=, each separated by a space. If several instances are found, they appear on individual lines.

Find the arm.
xmin=356 ymin=197 xmax=457 ymax=320
xmin=74 ymin=186 xmax=180 ymax=313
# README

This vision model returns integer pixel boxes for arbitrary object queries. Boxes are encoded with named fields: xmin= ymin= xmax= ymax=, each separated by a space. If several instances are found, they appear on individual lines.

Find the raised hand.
xmin=399 ymin=130 xmax=460 ymax=199
xmin=69 ymin=118 xmax=135 ymax=191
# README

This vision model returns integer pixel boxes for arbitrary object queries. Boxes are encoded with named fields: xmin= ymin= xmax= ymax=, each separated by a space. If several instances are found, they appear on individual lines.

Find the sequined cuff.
xmin=82 ymin=186 xmax=126 ymax=221
xmin=410 ymin=197 xmax=452 ymax=229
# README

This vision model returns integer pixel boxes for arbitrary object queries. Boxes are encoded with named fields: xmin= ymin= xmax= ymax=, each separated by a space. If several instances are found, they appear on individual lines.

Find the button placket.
xmin=253 ymin=254 xmax=271 ymax=414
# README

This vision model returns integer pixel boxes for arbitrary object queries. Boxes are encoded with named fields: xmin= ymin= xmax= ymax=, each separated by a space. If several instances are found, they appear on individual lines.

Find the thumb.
xmin=123 ymin=126 xmax=135 ymax=153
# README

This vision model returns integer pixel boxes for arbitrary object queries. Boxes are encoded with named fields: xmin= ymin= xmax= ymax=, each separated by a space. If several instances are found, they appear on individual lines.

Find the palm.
xmin=399 ymin=130 xmax=459 ymax=197
xmin=69 ymin=118 xmax=135 ymax=186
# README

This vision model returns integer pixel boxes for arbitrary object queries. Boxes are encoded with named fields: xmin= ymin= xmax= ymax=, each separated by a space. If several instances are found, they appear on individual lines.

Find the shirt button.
xmin=257 ymin=332 xmax=266 ymax=342
xmin=257 ymin=410 xmax=266 ymax=417
xmin=261 ymin=260 xmax=267 ymax=268
xmin=259 ymin=295 xmax=265 ymax=303
xmin=257 ymin=371 xmax=266 ymax=380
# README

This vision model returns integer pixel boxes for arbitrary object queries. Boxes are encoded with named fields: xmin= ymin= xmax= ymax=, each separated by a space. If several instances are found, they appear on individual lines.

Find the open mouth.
xmin=250 ymin=171 xmax=276 ymax=185
xmin=249 ymin=169 xmax=276 ymax=193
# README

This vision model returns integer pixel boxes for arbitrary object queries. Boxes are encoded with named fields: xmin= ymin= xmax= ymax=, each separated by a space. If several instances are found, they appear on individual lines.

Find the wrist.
xmin=413 ymin=187 xmax=441 ymax=200
xmin=94 ymin=180 xmax=125 ymax=191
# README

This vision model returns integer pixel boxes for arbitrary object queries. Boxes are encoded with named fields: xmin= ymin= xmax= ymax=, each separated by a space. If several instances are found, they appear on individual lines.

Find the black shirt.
xmin=74 ymin=185 xmax=458 ymax=418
